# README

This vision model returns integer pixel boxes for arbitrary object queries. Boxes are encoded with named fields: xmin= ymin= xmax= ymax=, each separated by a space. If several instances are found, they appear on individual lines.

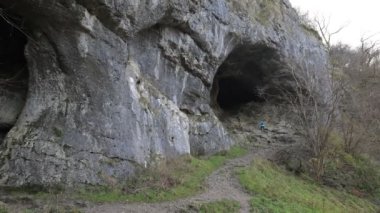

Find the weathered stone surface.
xmin=0 ymin=15 xmax=28 ymax=145
xmin=0 ymin=90 xmax=25 ymax=127
xmin=0 ymin=0 xmax=328 ymax=186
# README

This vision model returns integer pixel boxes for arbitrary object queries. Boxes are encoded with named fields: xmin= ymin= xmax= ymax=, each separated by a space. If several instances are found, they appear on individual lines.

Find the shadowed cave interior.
xmin=211 ymin=43 xmax=283 ymax=113
xmin=0 ymin=10 xmax=28 ymax=145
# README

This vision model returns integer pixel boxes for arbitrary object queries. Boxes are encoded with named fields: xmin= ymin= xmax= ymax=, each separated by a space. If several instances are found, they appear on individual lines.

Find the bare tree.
xmin=313 ymin=16 xmax=347 ymax=52
xmin=330 ymin=36 xmax=380 ymax=155
xmin=281 ymin=67 xmax=341 ymax=180
xmin=359 ymin=35 xmax=380 ymax=74
xmin=340 ymin=116 xmax=363 ymax=153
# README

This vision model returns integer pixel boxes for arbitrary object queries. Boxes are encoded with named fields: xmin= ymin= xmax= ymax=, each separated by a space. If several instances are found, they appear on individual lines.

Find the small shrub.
xmin=123 ymin=156 xmax=192 ymax=194
xmin=348 ymin=155 xmax=380 ymax=194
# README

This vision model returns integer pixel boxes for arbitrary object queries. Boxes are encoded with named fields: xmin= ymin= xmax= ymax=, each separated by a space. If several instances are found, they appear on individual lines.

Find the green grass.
xmin=193 ymin=199 xmax=241 ymax=213
xmin=323 ymin=151 xmax=380 ymax=196
xmin=76 ymin=146 xmax=247 ymax=203
xmin=238 ymin=158 xmax=379 ymax=213
xmin=0 ymin=207 xmax=7 ymax=213
xmin=0 ymin=201 xmax=7 ymax=213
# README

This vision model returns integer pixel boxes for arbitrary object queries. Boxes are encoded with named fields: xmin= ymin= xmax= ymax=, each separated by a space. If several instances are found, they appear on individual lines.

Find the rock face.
xmin=0 ymin=0 xmax=328 ymax=186
xmin=0 ymin=14 xmax=28 ymax=146
xmin=0 ymin=90 xmax=25 ymax=129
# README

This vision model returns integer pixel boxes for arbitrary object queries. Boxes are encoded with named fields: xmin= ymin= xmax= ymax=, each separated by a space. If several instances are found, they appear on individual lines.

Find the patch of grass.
xmin=185 ymin=199 xmax=240 ymax=213
xmin=238 ymin=158 xmax=379 ymax=213
xmin=76 ymin=146 xmax=247 ymax=203
xmin=21 ymin=209 xmax=38 ymax=213
xmin=324 ymin=151 xmax=380 ymax=196
xmin=198 ymin=199 xmax=240 ymax=213
xmin=344 ymin=154 xmax=380 ymax=195
xmin=20 ymin=207 xmax=82 ymax=213
xmin=0 ymin=206 xmax=8 ymax=213
xmin=1 ymin=184 xmax=66 ymax=200
xmin=41 ymin=206 xmax=82 ymax=213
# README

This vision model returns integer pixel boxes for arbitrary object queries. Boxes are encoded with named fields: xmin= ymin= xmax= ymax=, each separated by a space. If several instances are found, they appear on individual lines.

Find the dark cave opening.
xmin=211 ymin=43 xmax=282 ymax=112
xmin=217 ymin=76 xmax=265 ymax=109
xmin=0 ymin=10 xmax=28 ymax=145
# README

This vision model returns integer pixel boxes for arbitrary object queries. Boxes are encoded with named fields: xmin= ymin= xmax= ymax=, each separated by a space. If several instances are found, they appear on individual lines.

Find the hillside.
xmin=0 ymin=0 xmax=378 ymax=212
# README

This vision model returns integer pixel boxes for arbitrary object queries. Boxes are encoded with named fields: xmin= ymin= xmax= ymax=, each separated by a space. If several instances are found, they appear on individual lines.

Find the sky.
xmin=289 ymin=0 xmax=380 ymax=48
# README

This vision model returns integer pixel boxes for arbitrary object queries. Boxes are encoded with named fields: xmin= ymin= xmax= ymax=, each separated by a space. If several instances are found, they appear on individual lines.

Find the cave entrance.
xmin=211 ymin=43 xmax=282 ymax=113
xmin=0 ymin=10 xmax=28 ymax=145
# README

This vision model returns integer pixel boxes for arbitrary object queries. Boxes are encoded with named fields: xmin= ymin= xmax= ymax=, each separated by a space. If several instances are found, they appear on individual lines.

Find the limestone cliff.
xmin=0 ymin=0 xmax=328 ymax=186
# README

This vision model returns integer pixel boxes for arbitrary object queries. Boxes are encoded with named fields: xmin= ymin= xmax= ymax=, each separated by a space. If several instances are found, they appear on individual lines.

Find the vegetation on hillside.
xmin=186 ymin=200 xmax=241 ymax=213
xmin=238 ymin=159 xmax=379 ymax=213
xmin=281 ymin=10 xmax=380 ymax=202
xmin=324 ymin=150 xmax=380 ymax=197
xmin=76 ymin=146 xmax=247 ymax=203
xmin=2 ymin=147 xmax=246 ymax=211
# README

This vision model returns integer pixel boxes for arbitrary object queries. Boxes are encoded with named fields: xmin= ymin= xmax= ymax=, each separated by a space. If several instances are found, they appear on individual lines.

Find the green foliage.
xmin=325 ymin=152 xmax=380 ymax=196
xmin=1 ymin=185 xmax=48 ymax=196
xmin=353 ymin=158 xmax=380 ymax=194
xmin=1 ymin=184 xmax=65 ymax=197
xmin=217 ymin=146 xmax=248 ymax=159
xmin=238 ymin=159 xmax=378 ymax=213
xmin=76 ymin=146 xmax=247 ymax=203
xmin=195 ymin=200 xmax=241 ymax=213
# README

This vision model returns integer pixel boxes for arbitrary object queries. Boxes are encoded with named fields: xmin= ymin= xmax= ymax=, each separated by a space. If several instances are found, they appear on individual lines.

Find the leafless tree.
xmin=359 ymin=35 xmax=380 ymax=75
xmin=313 ymin=16 xmax=347 ymax=52
xmin=281 ymin=67 xmax=342 ymax=180
xmin=330 ymin=36 xmax=380 ymax=155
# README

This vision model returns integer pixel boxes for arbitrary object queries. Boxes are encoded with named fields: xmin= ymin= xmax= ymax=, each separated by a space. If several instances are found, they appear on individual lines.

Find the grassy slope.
xmin=238 ymin=159 xmax=379 ymax=213
xmin=76 ymin=146 xmax=247 ymax=203
xmin=197 ymin=199 xmax=241 ymax=213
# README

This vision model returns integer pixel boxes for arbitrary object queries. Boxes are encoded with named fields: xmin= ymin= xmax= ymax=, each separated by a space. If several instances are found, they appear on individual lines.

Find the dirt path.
xmin=4 ymin=144 xmax=290 ymax=213
xmin=83 ymin=118 xmax=294 ymax=213
xmin=83 ymin=146 xmax=273 ymax=213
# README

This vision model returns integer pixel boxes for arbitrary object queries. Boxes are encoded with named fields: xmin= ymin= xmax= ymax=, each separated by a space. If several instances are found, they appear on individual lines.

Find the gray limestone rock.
xmin=0 ymin=89 xmax=25 ymax=127
xmin=0 ymin=0 xmax=329 ymax=186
